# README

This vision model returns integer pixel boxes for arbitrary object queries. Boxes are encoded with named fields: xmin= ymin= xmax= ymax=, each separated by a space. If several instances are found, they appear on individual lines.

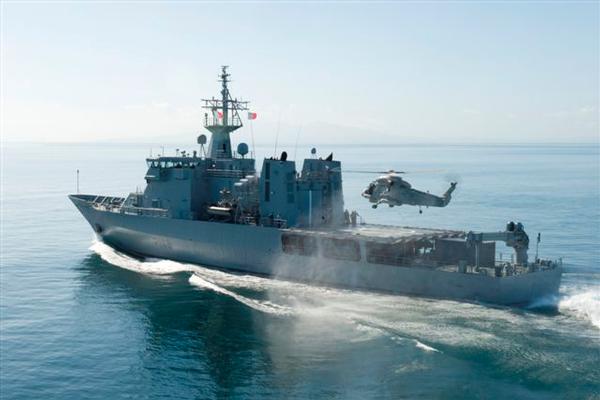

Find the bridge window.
xmin=282 ymin=233 xmax=317 ymax=256
xmin=321 ymin=238 xmax=361 ymax=262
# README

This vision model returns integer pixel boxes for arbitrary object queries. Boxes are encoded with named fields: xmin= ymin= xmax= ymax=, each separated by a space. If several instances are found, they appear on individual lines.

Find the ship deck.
xmin=289 ymin=223 xmax=466 ymax=244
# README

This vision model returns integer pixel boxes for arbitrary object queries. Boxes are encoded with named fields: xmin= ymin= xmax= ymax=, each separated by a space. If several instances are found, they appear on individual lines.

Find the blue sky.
xmin=2 ymin=1 xmax=598 ymax=144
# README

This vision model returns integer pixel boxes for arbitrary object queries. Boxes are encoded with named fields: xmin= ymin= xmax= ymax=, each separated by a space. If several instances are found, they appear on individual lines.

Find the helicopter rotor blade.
xmin=391 ymin=169 xmax=445 ymax=175
xmin=343 ymin=170 xmax=407 ymax=174
xmin=342 ymin=169 xmax=445 ymax=175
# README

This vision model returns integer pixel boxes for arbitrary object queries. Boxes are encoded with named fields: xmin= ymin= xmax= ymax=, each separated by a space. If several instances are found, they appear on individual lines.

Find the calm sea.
xmin=1 ymin=142 xmax=599 ymax=399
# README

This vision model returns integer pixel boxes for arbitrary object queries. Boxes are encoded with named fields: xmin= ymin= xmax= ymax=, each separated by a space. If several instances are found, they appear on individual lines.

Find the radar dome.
xmin=197 ymin=134 xmax=207 ymax=145
xmin=237 ymin=142 xmax=249 ymax=156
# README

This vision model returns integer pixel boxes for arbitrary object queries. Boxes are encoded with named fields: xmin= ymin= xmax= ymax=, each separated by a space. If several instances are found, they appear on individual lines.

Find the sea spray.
xmin=559 ymin=289 xmax=600 ymax=329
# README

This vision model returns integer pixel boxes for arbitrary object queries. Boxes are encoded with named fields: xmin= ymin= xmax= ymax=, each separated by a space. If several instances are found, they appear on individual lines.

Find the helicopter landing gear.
xmin=419 ymin=206 xmax=423 ymax=214
xmin=389 ymin=204 xmax=394 ymax=208
xmin=372 ymin=204 xmax=378 ymax=209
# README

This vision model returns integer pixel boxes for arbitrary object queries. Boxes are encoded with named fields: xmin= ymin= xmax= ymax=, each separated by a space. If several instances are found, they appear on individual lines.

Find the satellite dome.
xmin=197 ymin=134 xmax=207 ymax=145
xmin=311 ymin=147 xmax=317 ymax=155
xmin=237 ymin=142 xmax=249 ymax=156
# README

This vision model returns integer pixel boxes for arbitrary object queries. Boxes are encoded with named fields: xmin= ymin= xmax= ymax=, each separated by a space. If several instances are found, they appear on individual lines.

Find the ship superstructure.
xmin=69 ymin=67 xmax=562 ymax=306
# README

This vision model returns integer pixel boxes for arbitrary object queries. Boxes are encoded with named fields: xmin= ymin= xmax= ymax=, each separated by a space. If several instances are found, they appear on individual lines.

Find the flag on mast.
xmin=217 ymin=111 xmax=223 ymax=119
xmin=248 ymin=112 xmax=257 ymax=120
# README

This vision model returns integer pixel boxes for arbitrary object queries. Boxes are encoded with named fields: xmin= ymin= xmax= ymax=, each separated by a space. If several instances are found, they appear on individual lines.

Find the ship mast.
xmin=202 ymin=66 xmax=249 ymax=159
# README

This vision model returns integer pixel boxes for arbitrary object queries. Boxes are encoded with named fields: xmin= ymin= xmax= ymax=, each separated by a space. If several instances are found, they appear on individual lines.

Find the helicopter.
xmin=358 ymin=170 xmax=458 ymax=211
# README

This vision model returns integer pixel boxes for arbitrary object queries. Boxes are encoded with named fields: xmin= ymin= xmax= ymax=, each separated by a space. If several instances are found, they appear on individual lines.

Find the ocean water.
xmin=1 ymin=142 xmax=599 ymax=399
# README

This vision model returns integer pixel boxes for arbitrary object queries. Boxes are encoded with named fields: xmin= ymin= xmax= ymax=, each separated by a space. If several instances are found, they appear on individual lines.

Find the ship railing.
xmin=261 ymin=217 xmax=287 ymax=228
xmin=532 ymin=258 xmax=561 ymax=268
xmin=238 ymin=216 xmax=257 ymax=225
xmin=203 ymin=115 xmax=243 ymax=128
xmin=473 ymin=260 xmax=562 ymax=277
xmin=90 ymin=196 xmax=125 ymax=212
xmin=232 ymin=150 xmax=255 ymax=159
xmin=493 ymin=257 xmax=560 ymax=273
xmin=366 ymin=254 xmax=438 ymax=268
xmin=206 ymin=169 xmax=246 ymax=178
xmin=366 ymin=252 xmax=558 ymax=275
xmin=121 ymin=206 xmax=169 ymax=218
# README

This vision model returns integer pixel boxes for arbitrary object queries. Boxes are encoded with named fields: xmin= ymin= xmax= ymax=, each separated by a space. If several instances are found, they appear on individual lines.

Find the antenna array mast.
xmin=201 ymin=66 xmax=250 ymax=159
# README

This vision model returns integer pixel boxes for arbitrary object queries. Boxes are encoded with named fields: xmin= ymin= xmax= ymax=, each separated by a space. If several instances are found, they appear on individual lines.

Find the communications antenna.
xmin=201 ymin=66 xmax=249 ymax=159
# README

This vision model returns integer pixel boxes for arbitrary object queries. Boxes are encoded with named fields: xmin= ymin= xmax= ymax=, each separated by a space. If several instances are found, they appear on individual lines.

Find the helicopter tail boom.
xmin=441 ymin=182 xmax=458 ymax=206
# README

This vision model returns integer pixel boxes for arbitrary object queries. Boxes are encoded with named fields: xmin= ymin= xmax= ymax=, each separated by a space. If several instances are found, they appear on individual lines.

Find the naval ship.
xmin=70 ymin=67 xmax=562 ymax=306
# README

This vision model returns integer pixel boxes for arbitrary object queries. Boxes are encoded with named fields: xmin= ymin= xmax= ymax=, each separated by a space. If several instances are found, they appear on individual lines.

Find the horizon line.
xmin=2 ymin=139 xmax=599 ymax=147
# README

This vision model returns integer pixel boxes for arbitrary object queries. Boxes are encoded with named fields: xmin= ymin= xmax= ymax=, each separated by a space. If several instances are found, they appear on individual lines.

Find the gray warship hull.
xmin=70 ymin=194 xmax=562 ymax=306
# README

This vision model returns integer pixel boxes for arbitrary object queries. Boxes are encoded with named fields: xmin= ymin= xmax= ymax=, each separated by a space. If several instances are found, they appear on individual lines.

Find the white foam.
xmin=90 ymin=241 xmax=198 ymax=275
xmin=414 ymin=340 xmax=441 ymax=353
xmin=559 ymin=289 xmax=600 ymax=329
xmin=348 ymin=318 xmax=398 ymax=343
xmin=189 ymin=274 xmax=294 ymax=316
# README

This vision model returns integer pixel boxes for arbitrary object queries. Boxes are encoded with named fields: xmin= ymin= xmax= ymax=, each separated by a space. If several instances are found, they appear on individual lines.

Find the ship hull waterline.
xmin=70 ymin=195 xmax=562 ymax=307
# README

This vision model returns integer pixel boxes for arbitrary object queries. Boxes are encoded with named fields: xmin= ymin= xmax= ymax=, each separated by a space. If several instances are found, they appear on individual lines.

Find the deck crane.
xmin=466 ymin=221 xmax=530 ymax=267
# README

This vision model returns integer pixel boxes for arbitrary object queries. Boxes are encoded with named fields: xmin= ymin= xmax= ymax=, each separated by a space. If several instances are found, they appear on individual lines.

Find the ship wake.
xmin=89 ymin=238 xmax=599 ymax=353
xmin=188 ymin=274 xmax=294 ymax=316
xmin=90 ymin=239 xmax=294 ymax=316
